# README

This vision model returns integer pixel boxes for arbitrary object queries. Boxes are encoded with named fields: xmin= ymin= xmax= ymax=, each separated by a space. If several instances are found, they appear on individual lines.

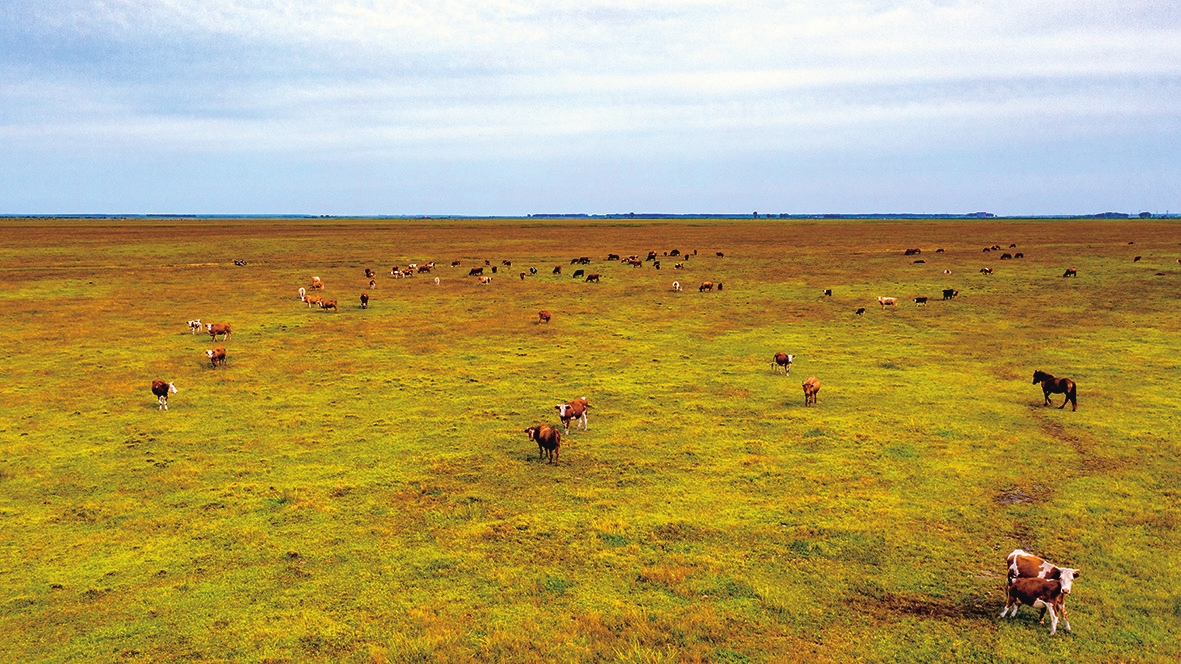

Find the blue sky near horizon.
xmin=1 ymin=1 xmax=1178 ymax=216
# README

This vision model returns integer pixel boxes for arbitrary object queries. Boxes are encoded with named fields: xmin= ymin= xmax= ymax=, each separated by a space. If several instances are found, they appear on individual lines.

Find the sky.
xmin=1 ymin=1 xmax=1178 ymax=215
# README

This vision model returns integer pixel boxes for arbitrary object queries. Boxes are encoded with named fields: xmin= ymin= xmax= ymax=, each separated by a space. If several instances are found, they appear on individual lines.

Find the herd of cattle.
xmin=147 ymin=241 xmax=1106 ymax=632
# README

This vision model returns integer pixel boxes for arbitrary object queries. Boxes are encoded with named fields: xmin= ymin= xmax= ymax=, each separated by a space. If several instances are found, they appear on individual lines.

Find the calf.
xmin=538 ymin=310 xmax=551 ymax=324
xmin=1000 ymin=578 xmax=1073 ymax=635
xmin=206 ymin=323 xmax=231 ymax=341
xmin=913 ymin=296 xmax=928 ymax=304
xmin=942 ymin=289 xmax=959 ymax=299
xmin=877 ymin=296 xmax=897 ymax=307
xmin=572 ymin=269 xmax=585 ymax=279
xmin=469 ymin=267 xmax=484 ymax=276
xmin=206 ymin=346 xmax=227 ymax=367
xmin=802 ymin=376 xmax=820 ymax=406
xmin=980 ymin=267 xmax=994 ymax=275
xmin=360 ymin=293 xmax=369 ymax=309
xmin=585 ymin=273 xmax=600 ymax=282
xmin=699 ymin=281 xmax=714 ymax=292
xmin=187 ymin=319 xmax=203 ymax=334
xmin=526 ymin=425 xmax=561 ymax=464
xmin=772 ymin=352 xmax=794 ymax=374
xmin=151 ymin=379 xmax=177 ymax=410
xmin=319 ymin=299 xmax=338 ymax=312
xmin=555 ymin=397 xmax=591 ymax=433
xmin=1063 ymin=267 xmax=1077 ymax=277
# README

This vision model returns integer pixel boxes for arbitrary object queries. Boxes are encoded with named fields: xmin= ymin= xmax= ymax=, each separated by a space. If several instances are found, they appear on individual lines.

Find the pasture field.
xmin=0 ymin=216 xmax=1179 ymax=663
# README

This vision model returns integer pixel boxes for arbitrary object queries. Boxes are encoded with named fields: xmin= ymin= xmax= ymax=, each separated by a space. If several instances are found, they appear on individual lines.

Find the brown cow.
xmin=1000 ymin=578 xmax=1075 ymax=635
xmin=311 ymin=276 xmax=324 ymax=289
xmin=305 ymin=293 xmax=323 ymax=308
xmin=699 ymin=281 xmax=714 ymax=292
xmin=360 ymin=293 xmax=369 ymax=309
xmin=206 ymin=323 xmax=231 ymax=341
xmin=555 ymin=397 xmax=591 ymax=433
xmin=526 ymin=425 xmax=561 ymax=464
xmin=538 ymin=310 xmax=551 ymax=324
xmin=772 ymin=352 xmax=793 ymax=374
xmin=585 ymin=273 xmax=600 ymax=282
xmin=468 ymin=267 xmax=484 ymax=276
xmin=877 ymin=296 xmax=897 ymax=307
xmin=1063 ymin=267 xmax=1077 ymax=277
xmin=319 ymin=299 xmax=338 ymax=312
xmin=802 ymin=376 xmax=820 ymax=406
xmin=206 ymin=346 xmax=227 ymax=367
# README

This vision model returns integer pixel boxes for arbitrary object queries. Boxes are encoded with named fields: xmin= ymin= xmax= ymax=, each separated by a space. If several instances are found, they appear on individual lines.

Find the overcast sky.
xmin=1 ymin=1 xmax=1178 ymax=215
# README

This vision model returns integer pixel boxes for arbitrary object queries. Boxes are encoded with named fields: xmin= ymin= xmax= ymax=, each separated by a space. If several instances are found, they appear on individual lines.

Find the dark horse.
xmin=1033 ymin=370 xmax=1077 ymax=411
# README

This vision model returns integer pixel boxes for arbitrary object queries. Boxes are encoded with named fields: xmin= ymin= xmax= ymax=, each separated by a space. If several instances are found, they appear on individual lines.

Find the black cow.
xmin=572 ymin=269 xmax=585 ymax=278
xmin=942 ymin=289 xmax=959 ymax=299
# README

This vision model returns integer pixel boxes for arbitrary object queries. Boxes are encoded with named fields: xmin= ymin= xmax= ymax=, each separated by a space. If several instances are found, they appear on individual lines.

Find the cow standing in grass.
xmin=151 ymin=380 xmax=177 ymax=410
xmin=526 ymin=425 xmax=562 ymax=463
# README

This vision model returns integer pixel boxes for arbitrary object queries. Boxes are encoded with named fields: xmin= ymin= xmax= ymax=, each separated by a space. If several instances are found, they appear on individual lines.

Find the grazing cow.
xmin=578 ymin=257 xmax=591 ymax=265
xmin=151 ymin=379 xmax=177 ymax=410
xmin=944 ymin=269 xmax=952 ymax=275
xmin=585 ymin=273 xmax=601 ymax=282
xmin=311 ymin=276 xmax=324 ymax=290
xmin=305 ymin=293 xmax=323 ymax=308
xmin=572 ymin=269 xmax=585 ymax=279
xmin=570 ymin=258 xmax=580 ymax=265
xmin=451 ymin=260 xmax=461 ymax=267
xmin=360 ymin=293 xmax=369 ymax=309
xmin=1133 ymin=256 xmax=1142 ymax=262
xmin=877 ymin=296 xmax=897 ymax=307
xmin=233 ymin=259 xmax=246 ymax=266
xmin=555 ymin=397 xmax=591 ymax=433
xmin=469 ymin=267 xmax=484 ymax=276
xmin=904 ymin=248 xmax=921 ymax=256
xmin=980 ymin=267 xmax=994 ymax=275
xmin=369 ymin=280 xmax=377 ymax=289
xmin=529 ymin=267 xmax=537 ymax=274
xmin=520 ymin=272 xmax=526 ymax=280
xmin=802 ymin=376 xmax=820 ymax=406
xmin=646 ymin=251 xmax=658 ymax=261
xmin=607 ymin=253 xmax=620 ymax=261
xmin=525 ymin=425 xmax=561 ymax=464
xmin=1010 ymin=243 xmax=1017 ymax=248
xmin=1063 ymin=267 xmax=1077 ymax=277
xmin=983 ymin=248 xmax=991 ymax=253
xmin=855 ymin=307 xmax=866 ymax=315
xmin=913 ymin=296 xmax=928 ymax=304
xmin=187 ymin=319 xmax=203 ymax=334
xmin=502 ymin=260 xmax=512 ymax=267
xmin=365 ymin=268 xmax=375 ymax=278
xmin=670 ymin=249 xmax=681 ymax=256
xmin=772 ymin=352 xmax=794 ymax=374
xmin=672 ymin=281 xmax=682 ymax=292
xmin=823 ymin=289 xmax=832 ymax=297
xmin=298 ymin=287 xmax=307 ymax=301
xmin=206 ymin=346 xmax=227 ymax=367
xmin=319 ymin=299 xmax=338 ymax=312
xmin=418 ymin=265 xmax=432 ymax=273
xmin=390 ymin=266 xmax=400 ymax=275
xmin=942 ymin=289 xmax=959 ymax=299
xmin=716 ymin=252 xmax=724 ymax=258
xmin=674 ymin=262 xmax=684 ymax=269
xmin=935 ymin=248 xmax=945 ymax=253
xmin=1000 ymin=253 xmax=1013 ymax=260
xmin=1033 ymin=370 xmax=1077 ymax=410
xmin=1000 ymin=578 xmax=1074 ymax=635
xmin=624 ymin=258 xmax=643 ymax=267
xmin=479 ymin=276 xmax=493 ymax=285
xmin=992 ymin=244 xmax=1002 ymax=250
xmin=1014 ymin=253 xmax=1024 ymax=259
xmin=699 ymin=281 xmax=714 ymax=292
xmin=491 ymin=266 xmax=498 ymax=274
xmin=553 ymin=266 xmax=562 ymax=274
xmin=913 ymin=260 xmax=926 ymax=264
xmin=408 ymin=263 xmax=418 ymax=271
xmin=653 ymin=261 xmax=660 ymax=270
xmin=538 ymin=310 xmax=551 ymax=324
xmin=206 ymin=323 xmax=231 ymax=341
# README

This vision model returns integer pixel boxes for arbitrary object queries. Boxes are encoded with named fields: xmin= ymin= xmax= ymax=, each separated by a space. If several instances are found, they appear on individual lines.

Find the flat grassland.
xmin=0 ymin=217 xmax=1178 ymax=663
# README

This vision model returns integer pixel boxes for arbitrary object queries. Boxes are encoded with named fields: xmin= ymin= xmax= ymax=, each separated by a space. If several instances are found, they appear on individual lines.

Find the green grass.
xmin=0 ymin=216 xmax=1179 ymax=662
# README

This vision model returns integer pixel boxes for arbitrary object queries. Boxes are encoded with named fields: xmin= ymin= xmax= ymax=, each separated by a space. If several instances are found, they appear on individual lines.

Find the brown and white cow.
xmin=1063 ymin=267 xmax=1078 ymax=277
xmin=206 ymin=323 xmax=231 ymax=341
xmin=672 ymin=281 xmax=682 ymax=292
xmin=980 ymin=267 xmax=994 ymax=275
xmin=526 ymin=424 xmax=562 ymax=463
xmin=877 ymin=296 xmax=897 ymax=308
xmin=206 ymin=346 xmax=227 ymax=367
xmin=187 ymin=319 xmax=203 ymax=334
xmin=1000 ymin=577 xmax=1074 ymax=635
xmin=311 ymin=276 xmax=324 ymax=289
xmin=360 ymin=293 xmax=369 ymax=309
xmin=151 ymin=379 xmax=177 ymax=410
xmin=1006 ymin=549 xmax=1080 ymax=586
xmin=772 ymin=352 xmax=794 ymax=374
xmin=555 ymin=397 xmax=591 ymax=433
xmin=479 ymin=276 xmax=493 ymax=285
xmin=802 ymin=376 xmax=820 ymax=406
